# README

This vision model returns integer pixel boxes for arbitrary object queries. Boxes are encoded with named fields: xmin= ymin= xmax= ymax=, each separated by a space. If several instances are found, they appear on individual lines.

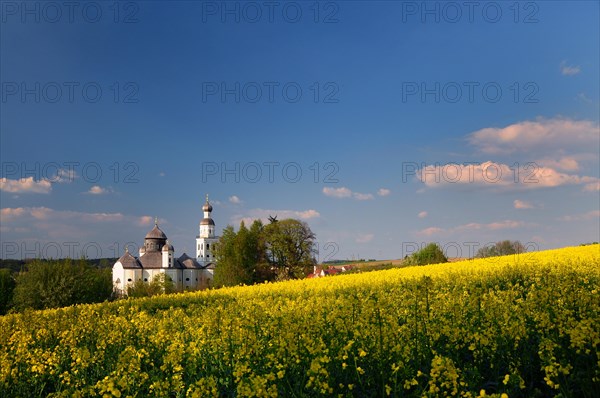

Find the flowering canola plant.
xmin=1 ymin=245 xmax=599 ymax=397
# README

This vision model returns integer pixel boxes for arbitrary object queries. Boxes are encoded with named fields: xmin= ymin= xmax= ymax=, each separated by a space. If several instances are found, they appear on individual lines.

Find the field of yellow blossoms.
xmin=1 ymin=245 xmax=599 ymax=397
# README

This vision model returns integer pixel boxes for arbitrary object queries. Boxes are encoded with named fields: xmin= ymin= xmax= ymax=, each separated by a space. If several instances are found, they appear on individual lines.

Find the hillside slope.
xmin=1 ymin=245 xmax=599 ymax=397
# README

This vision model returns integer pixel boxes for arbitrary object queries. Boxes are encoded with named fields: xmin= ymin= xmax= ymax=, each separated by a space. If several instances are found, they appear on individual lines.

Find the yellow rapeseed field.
xmin=1 ymin=245 xmax=599 ymax=397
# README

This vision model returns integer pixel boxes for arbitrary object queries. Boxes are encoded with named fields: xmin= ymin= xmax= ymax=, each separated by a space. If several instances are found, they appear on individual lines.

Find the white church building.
xmin=112 ymin=196 xmax=219 ymax=294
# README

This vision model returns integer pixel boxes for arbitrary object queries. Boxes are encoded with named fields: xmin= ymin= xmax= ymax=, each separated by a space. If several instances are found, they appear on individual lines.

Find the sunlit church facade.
xmin=112 ymin=196 xmax=218 ymax=295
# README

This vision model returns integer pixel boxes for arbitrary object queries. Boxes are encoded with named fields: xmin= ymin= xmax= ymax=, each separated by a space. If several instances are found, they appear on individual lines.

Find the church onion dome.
xmin=202 ymin=194 xmax=213 ymax=212
xmin=162 ymin=242 xmax=174 ymax=252
xmin=200 ymin=218 xmax=215 ymax=226
xmin=145 ymin=224 xmax=167 ymax=240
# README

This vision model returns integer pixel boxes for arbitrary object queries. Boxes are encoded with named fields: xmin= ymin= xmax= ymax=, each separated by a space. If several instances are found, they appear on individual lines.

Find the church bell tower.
xmin=196 ymin=195 xmax=218 ymax=266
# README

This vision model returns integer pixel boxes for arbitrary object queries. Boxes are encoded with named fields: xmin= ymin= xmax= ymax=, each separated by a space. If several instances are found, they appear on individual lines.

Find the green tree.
xmin=235 ymin=222 xmax=254 ymax=283
xmin=405 ymin=243 xmax=448 ymax=266
xmin=263 ymin=218 xmax=317 ymax=279
xmin=213 ymin=225 xmax=238 ymax=287
xmin=126 ymin=279 xmax=151 ymax=298
xmin=476 ymin=240 xmax=526 ymax=258
xmin=126 ymin=273 xmax=175 ymax=297
xmin=214 ymin=221 xmax=265 ymax=287
xmin=77 ymin=267 xmax=113 ymax=303
xmin=251 ymin=220 xmax=275 ymax=282
xmin=214 ymin=218 xmax=317 ymax=285
xmin=12 ymin=258 xmax=112 ymax=311
xmin=0 ymin=269 xmax=16 ymax=314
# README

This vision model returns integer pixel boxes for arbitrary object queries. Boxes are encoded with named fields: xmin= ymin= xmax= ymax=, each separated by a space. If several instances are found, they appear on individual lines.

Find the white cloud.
xmin=323 ymin=187 xmax=352 ymax=198
xmin=229 ymin=195 xmax=242 ymax=204
xmin=1 ymin=207 xmax=159 ymax=255
xmin=323 ymin=186 xmax=374 ymax=201
xmin=418 ymin=211 xmax=428 ymax=218
xmin=583 ymin=181 xmax=600 ymax=192
xmin=417 ymin=227 xmax=443 ymax=236
xmin=455 ymin=220 xmax=527 ymax=231
xmin=0 ymin=207 xmax=26 ymax=222
xmin=296 ymin=209 xmax=320 ymax=219
xmin=137 ymin=216 xmax=154 ymax=226
xmin=558 ymin=210 xmax=600 ymax=222
xmin=560 ymin=60 xmax=581 ymax=76
xmin=0 ymin=207 xmax=127 ymax=241
xmin=0 ymin=177 xmax=52 ymax=194
xmin=353 ymin=192 xmax=374 ymax=201
xmin=417 ymin=161 xmax=599 ymax=192
xmin=417 ymin=219 xmax=529 ymax=236
xmin=468 ymin=118 xmax=599 ymax=155
xmin=30 ymin=207 xmax=53 ymax=220
xmin=377 ymin=188 xmax=391 ymax=197
xmin=56 ymin=168 xmax=76 ymax=183
xmin=577 ymin=92 xmax=594 ymax=104
xmin=85 ymin=213 xmax=125 ymax=222
xmin=536 ymin=157 xmax=580 ymax=172
xmin=513 ymin=200 xmax=534 ymax=209
xmin=355 ymin=233 xmax=374 ymax=243
xmin=87 ymin=186 xmax=109 ymax=195
xmin=232 ymin=208 xmax=321 ymax=226
xmin=158 ymin=172 xmax=166 ymax=177
xmin=0 ymin=206 xmax=127 ymax=223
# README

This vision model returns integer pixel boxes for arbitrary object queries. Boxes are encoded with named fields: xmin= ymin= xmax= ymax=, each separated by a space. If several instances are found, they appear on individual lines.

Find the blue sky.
xmin=1 ymin=1 xmax=599 ymax=261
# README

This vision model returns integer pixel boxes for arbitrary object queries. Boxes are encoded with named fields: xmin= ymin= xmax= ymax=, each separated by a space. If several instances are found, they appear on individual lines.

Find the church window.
xmin=186 ymin=278 xmax=190 ymax=281
xmin=127 ymin=278 xmax=132 ymax=282
xmin=144 ymin=278 xmax=148 ymax=282
xmin=206 ymin=243 xmax=210 ymax=250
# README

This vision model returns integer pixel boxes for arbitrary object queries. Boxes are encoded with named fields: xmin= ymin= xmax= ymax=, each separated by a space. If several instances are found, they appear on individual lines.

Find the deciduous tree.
xmin=404 ymin=243 xmax=448 ymax=266
xmin=0 ymin=269 xmax=15 ymax=314
xmin=12 ymin=258 xmax=112 ymax=311
xmin=263 ymin=218 xmax=317 ymax=279
xmin=476 ymin=240 xmax=525 ymax=258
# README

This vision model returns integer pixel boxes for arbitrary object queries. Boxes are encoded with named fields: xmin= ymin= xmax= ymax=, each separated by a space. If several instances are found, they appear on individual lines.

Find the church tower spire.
xmin=196 ymin=194 xmax=217 ymax=265
xmin=202 ymin=194 xmax=213 ymax=221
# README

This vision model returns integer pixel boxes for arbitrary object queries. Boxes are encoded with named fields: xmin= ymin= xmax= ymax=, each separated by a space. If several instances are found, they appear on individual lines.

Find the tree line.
xmin=0 ymin=259 xmax=113 ymax=315
xmin=403 ymin=240 xmax=529 ymax=266
xmin=213 ymin=217 xmax=318 ymax=287
xmin=0 ymin=236 xmax=534 ymax=315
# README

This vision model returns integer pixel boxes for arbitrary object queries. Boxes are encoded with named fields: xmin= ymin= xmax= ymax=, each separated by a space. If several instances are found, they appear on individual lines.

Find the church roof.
xmin=202 ymin=194 xmax=213 ymax=212
xmin=138 ymin=251 xmax=184 ymax=269
xmin=145 ymin=221 xmax=167 ymax=240
xmin=200 ymin=218 xmax=215 ymax=226
xmin=178 ymin=253 xmax=203 ymax=269
xmin=117 ymin=250 xmax=142 ymax=269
